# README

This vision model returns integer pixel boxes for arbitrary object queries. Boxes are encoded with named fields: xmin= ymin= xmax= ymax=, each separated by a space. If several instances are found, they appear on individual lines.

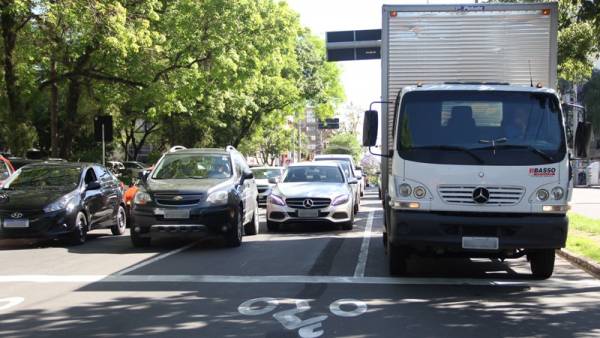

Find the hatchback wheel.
xmin=111 ymin=205 xmax=127 ymax=235
xmin=66 ymin=212 xmax=88 ymax=245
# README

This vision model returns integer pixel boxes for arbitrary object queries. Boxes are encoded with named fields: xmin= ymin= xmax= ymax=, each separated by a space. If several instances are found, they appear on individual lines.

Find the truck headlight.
xmin=398 ymin=183 xmax=412 ymax=197
xmin=551 ymin=187 xmax=564 ymax=200
xmin=536 ymin=189 xmax=549 ymax=201
xmin=413 ymin=186 xmax=426 ymax=199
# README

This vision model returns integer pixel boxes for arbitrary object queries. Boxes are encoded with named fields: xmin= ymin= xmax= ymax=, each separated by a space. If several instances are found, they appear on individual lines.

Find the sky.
xmin=286 ymin=0 xmax=479 ymax=111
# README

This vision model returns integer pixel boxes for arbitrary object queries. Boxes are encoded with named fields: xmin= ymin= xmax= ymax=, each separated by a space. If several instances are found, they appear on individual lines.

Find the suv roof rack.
xmin=169 ymin=145 xmax=187 ymax=152
xmin=443 ymin=81 xmax=511 ymax=86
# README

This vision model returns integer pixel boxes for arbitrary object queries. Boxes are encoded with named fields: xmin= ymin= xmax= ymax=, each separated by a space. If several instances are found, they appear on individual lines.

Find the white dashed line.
xmin=354 ymin=210 xmax=375 ymax=277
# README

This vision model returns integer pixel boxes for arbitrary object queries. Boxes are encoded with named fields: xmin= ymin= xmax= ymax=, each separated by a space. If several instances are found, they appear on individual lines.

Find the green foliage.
xmin=569 ymin=211 xmax=600 ymax=236
xmin=583 ymin=70 xmax=600 ymax=133
xmin=324 ymin=132 xmax=362 ymax=163
xmin=567 ymin=235 xmax=600 ymax=264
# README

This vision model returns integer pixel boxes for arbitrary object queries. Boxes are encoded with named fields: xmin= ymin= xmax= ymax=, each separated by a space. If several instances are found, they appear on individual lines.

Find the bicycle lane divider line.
xmin=115 ymin=240 xmax=200 ymax=276
xmin=354 ymin=210 xmax=375 ymax=278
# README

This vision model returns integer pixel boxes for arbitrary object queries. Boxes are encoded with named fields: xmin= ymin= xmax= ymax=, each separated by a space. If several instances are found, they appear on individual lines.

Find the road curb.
xmin=557 ymin=248 xmax=600 ymax=279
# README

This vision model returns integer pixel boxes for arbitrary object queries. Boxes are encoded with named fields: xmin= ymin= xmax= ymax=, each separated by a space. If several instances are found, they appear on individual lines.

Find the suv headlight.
xmin=133 ymin=191 xmax=152 ymax=205
xmin=44 ymin=191 xmax=78 ymax=213
xmin=207 ymin=190 xmax=228 ymax=205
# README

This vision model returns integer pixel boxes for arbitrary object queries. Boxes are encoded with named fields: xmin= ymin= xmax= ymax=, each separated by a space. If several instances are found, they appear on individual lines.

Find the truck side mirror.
xmin=363 ymin=110 xmax=378 ymax=147
xmin=574 ymin=121 xmax=593 ymax=158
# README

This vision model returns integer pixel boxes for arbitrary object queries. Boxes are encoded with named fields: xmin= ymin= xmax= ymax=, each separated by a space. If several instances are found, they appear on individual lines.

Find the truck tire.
xmin=267 ymin=221 xmax=280 ymax=232
xmin=388 ymin=242 xmax=408 ymax=276
xmin=529 ymin=249 xmax=555 ymax=279
xmin=131 ymin=228 xmax=151 ymax=247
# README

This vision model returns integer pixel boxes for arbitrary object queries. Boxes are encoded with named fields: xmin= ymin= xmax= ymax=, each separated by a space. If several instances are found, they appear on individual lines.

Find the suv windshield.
xmin=152 ymin=154 xmax=232 ymax=179
xmin=4 ymin=166 xmax=81 ymax=189
xmin=251 ymin=168 xmax=281 ymax=179
xmin=283 ymin=166 xmax=344 ymax=183
xmin=396 ymin=90 xmax=565 ymax=165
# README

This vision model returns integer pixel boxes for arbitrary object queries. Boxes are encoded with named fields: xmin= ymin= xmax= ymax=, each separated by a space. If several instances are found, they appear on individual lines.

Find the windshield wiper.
xmin=410 ymin=145 xmax=484 ymax=164
xmin=474 ymin=144 xmax=554 ymax=163
xmin=187 ymin=176 xmax=207 ymax=179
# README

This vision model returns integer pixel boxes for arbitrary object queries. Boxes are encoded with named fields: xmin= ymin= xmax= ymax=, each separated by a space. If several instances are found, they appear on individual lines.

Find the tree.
xmin=582 ymin=70 xmax=600 ymax=136
xmin=323 ymin=132 xmax=362 ymax=163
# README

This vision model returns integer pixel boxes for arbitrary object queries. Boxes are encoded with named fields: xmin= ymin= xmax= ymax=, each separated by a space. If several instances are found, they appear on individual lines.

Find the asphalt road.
xmin=1 ymin=189 xmax=600 ymax=338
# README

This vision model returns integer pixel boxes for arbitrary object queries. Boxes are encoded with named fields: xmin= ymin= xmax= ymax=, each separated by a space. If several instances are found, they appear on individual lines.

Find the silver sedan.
xmin=266 ymin=162 xmax=357 ymax=231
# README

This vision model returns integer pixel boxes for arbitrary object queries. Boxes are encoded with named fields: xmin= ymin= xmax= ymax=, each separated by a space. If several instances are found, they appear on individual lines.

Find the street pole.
xmin=102 ymin=124 xmax=105 ymax=166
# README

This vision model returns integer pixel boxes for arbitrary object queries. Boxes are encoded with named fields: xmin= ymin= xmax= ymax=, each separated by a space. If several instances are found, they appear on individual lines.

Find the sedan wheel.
xmin=111 ymin=205 xmax=127 ymax=235
xmin=66 ymin=212 xmax=88 ymax=245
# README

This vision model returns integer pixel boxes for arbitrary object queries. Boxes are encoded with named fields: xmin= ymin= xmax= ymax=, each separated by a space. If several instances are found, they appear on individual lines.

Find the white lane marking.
xmin=1 ymin=274 xmax=596 ymax=287
xmin=0 ymin=297 xmax=24 ymax=311
xmin=354 ymin=210 xmax=375 ymax=277
xmin=238 ymin=297 xmax=279 ymax=316
xmin=116 ymin=241 xmax=199 ymax=276
xmin=329 ymin=299 xmax=368 ymax=317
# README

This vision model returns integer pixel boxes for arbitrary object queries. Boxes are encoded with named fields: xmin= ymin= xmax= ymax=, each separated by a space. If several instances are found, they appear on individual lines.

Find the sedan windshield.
xmin=283 ymin=166 xmax=344 ymax=183
xmin=152 ymin=154 xmax=232 ymax=179
xmin=396 ymin=90 xmax=565 ymax=165
xmin=251 ymin=168 xmax=281 ymax=179
xmin=3 ymin=166 xmax=81 ymax=189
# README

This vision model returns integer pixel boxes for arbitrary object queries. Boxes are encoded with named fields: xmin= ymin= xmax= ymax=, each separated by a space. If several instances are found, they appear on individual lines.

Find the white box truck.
xmin=362 ymin=3 xmax=588 ymax=279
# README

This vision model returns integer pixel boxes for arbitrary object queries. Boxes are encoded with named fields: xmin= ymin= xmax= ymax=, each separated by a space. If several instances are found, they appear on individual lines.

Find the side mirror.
xmin=574 ymin=121 xmax=593 ymax=158
xmin=362 ymin=110 xmax=378 ymax=147
xmin=86 ymin=181 xmax=101 ymax=190
xmin=138 ymin=170 xmax=150 ymax=182
xmin=348 ymin=178 xmax=358 ymax=185
xmin=243 ymin=169 xmax=254 ymax=180
xmin=268 ymin=177 xmax=278 ymax=184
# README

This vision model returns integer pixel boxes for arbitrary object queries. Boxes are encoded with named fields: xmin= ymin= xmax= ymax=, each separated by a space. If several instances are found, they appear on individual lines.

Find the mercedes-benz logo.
xmin=0 ymin=193 xmax=8 ymax=204
xmin=303 ymin=199 xmax=314 ymax=208
xmin=10 ymin=212 xmax=23 ymax=219
xmin=472 ymin=187 xmax=490 ymax=204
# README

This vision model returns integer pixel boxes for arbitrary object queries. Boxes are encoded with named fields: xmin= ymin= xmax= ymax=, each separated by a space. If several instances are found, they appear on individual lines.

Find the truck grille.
xmin=286 ymin=198 xmax=331 ymax=209
xmin=438 ymin=185 xmax=525 ymax=206
xmin=155 ymin=194 xmax=203 ymax=206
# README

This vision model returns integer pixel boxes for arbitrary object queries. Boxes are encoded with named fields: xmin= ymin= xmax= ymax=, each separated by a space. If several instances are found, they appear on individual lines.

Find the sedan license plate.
xmin=462 ymin=236 xmax=499 ymax=250
xmin=297 ymin=209 xmax=318 ymax=218
xmin=163 ymin=209 xmax=190 ymax=220
xmin=3 ymin=218 xmax=30 ymax=228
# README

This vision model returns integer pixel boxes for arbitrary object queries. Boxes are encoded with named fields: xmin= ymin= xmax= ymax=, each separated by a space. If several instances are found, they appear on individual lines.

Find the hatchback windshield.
xmin=251 ymin=168 xmax=282 ymax=179
xmin=283 ymin=166 xmax=344 ymax=183
xmin=396 ymin=90 xmax=565 ymax=165
xmin=152 ymin=154 xmax=232 ymax=179
xmin=4 ymin=166 xmax=81 ymax=189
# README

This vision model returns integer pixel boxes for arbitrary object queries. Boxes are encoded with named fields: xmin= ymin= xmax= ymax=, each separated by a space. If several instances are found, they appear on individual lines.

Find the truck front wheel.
xmin=528 ymin=249 xmax=555 ymax=279
xmin=388 ymin=242 xmax=409 ymax=276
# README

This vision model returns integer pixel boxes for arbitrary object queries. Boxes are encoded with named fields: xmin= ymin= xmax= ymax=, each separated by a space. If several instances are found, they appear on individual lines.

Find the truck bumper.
xmin=389 ymin=210 xmax=568 ymax=251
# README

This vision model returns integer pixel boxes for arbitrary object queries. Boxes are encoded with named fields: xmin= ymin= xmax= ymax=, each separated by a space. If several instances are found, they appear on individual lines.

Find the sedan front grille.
xmin=438 ymin=185 xmax=525 ymax=206
xmin=286 ymin=197 xmax=331 ymax=209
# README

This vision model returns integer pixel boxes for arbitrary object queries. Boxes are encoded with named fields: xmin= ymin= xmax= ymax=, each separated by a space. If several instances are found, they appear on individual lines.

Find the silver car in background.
xmin=266 ymin=162 xmax=357 ymax=231
xmin=251 ymin=166 xmax=284 ymax=207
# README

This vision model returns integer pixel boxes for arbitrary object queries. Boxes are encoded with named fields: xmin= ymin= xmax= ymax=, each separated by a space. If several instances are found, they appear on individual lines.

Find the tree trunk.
xmin=60 ymin=78 xmax=81 ymax=158
xmin=1 ymin=5 xmax=21 ymax=124
xmin=50 ymin=57 xmax=59 ymax=157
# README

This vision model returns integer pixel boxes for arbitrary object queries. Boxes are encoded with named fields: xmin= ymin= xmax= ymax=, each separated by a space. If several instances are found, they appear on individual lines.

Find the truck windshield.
xmin=396 ymin=90 xmax=565 ymax=165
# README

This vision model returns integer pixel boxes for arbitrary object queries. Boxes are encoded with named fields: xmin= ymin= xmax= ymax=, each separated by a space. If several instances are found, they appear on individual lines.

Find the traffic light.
xmin=318 ymin=118 xmax=340 ymax=129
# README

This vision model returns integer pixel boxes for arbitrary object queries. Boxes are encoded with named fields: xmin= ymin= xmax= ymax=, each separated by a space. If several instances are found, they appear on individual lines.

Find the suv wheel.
xmin=244 ymin=206 xmax=259 ymax=236
xmin=111 ymin=205 xmax=127 ymax=235
xmin=225 ymin=210 xmax=243 ymax=247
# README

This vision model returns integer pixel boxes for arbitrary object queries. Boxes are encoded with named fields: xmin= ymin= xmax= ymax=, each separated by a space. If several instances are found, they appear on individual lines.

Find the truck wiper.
xmin=474 ymin=144 xmax=554 ymax=163
xmin=410 ymin=145 xmax=484 ymax=164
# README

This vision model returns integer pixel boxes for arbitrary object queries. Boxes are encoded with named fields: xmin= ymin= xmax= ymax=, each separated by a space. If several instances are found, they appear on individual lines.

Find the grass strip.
xmin=568 ymin=212 xmax=600 ymax=236
xmin=566 ymin=235 xmax=600 ymax=264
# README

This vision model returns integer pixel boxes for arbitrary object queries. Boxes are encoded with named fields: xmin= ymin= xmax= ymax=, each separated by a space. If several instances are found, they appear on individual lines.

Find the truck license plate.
xmin=2 ymin=218 xmax=30 ymax=228
xmin=297 ymin=209 xmax=318 ymax=218
xmin=462 ymin=236 xmax=499 ymax=250
xmin=164 ymin=209 xmax=190 ymax=220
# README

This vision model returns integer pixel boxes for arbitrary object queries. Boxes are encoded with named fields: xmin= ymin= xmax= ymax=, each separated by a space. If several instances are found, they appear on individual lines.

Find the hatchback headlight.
xmin=207 ymin=190 xmax=228 ymax=205
xmin=44 ymin=191 xmax=77 ymax=213
xmin=133 ymin=191 xmax=152 ymax=205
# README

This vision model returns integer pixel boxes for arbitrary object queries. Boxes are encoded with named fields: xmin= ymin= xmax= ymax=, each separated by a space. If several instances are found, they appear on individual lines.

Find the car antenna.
xmin=528 ymin=60 xmax=533 ymax=87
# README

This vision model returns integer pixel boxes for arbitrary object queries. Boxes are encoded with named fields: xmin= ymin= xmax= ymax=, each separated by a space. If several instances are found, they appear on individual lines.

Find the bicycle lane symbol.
xmin=238 ymin=297 xmax=368 ymax=338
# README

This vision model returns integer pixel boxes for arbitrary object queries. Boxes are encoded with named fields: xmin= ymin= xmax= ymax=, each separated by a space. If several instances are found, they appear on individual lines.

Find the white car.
xmin=251 ymin=166 xmax=284 ymax=207
xmin=266 ymin=162 xmax=358 ymax=231
xmin=314 ymin=154 xmax=361 ymax=213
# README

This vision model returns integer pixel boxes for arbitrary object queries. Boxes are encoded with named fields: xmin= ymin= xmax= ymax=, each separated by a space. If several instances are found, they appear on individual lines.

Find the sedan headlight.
xmin=133 ymin=191 xmax=152 ymax=205
xmin=331 ymin=194 xmax=350 ymax=206
xmin=269 ymin=194 xmax=286 ymax=206
xmin=207 ymin=190 xmax=229 ymax=205
xmin=44 ymin=191 xmax=77 ymax=213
